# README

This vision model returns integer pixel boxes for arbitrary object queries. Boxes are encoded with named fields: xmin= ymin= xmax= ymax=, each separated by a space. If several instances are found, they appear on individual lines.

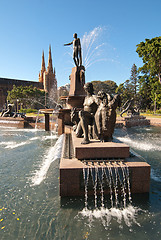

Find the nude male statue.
xmin=64 ymin=33 xmax=82 ymax=67
xmin=76 ymin=82 xmax=98 ymax=144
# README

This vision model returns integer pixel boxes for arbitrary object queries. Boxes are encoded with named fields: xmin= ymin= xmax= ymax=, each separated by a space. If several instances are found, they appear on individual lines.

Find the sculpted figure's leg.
xmin=76 ymin=49 xmax=79 ymax=66
xmin=79 ymin=49 xmax=82 ymax=66
xmin=93 ymin=118 xmax=99 ymax=140
xmin=89 ymin=125 xmax=93 ymax=139
xmin=73 ymin=51 xmax=78 ymax=67
xmin=75 ymin=121 xmax=83 ymax=138
xmin=79 ymin=110 xmax=90 ymax=144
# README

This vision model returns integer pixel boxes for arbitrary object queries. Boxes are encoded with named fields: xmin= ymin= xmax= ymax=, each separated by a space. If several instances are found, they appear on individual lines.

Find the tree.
xmin=136 ymin=37 xmax=161 ymax=83
xmin=115 ymin=83 xmax=125 ymax=95
xmin=7 ymin=85 xmax=46 ymax=109
xmin=115 ymin=81 xmax=131 ymax=105
xmin=149 ymin=76 xmax=161 ymax=112
xmin=91 ymin=80 xmax=118 ymax=95
xmin=115 ymin=64 xmax=139 ymax=107
xmin=138 ymin=70 xmax=152 ymax=111
xmin=130 ymin=64 xmax=139 ymax=96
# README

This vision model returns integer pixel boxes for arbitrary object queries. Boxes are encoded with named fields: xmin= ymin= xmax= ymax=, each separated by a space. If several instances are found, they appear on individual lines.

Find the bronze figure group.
xmin=71 ymin=82 xmax=121 ymax=144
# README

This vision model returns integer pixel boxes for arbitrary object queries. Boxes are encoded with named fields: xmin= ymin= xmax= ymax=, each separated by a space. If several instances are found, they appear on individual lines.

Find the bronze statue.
xmin=95 ymin=91 xmax=109 ymax=141
xmin=95 ymin=91 xmax=121 ymax=142
xmin=71 ymin=83 xmax=121 ymax=143
xmin=64 ymin=33 xmax=82 ymax=67
xmin=2 ymin=104 xmax=14 ymax=117
xmin=74 ymin=82 xmax=98 ymax=144
xmin=1 ymin=103 xmax=26 ymax=118
xmin=120 ymin=98 xmax=140 ymax=117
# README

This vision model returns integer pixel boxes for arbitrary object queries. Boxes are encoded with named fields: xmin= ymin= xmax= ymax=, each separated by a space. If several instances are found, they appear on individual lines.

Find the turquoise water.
xmin=0 ymin=126 xmax=161 ymax=239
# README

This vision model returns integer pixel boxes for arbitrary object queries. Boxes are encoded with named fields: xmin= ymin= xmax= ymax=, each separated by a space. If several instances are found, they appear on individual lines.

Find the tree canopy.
xmin=7 ymin=85 xmax=46 ymax=109
xmin=91 ymin=80 xmax=118 ymax=95
xmin=115 ymin=64 xmax=139 ymax=105
xmin=136 ymin=37 xmax=161 ymax=83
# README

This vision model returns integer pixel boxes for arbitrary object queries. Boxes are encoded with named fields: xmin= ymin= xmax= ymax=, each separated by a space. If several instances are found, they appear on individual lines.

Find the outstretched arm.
xmin=64 ymin=41 xmax=73 ymax=46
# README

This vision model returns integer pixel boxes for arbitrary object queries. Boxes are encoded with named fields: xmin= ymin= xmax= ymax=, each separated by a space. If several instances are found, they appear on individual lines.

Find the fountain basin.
xmin=60 ymin=131 xmax=150 ymax=197
xmin=0 ymin=116 xmax=27 ymax=128
xmin=117 ymin=115 xmax=150 ymax=128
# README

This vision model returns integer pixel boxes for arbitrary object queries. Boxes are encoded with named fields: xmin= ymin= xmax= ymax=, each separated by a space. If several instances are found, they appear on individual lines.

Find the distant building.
xmin=39 ymin=45 xmax=57 ymax=101
xmin=0 ymin=45 xmax=57 ymax=109
xmin=0 ymin=77 xmax=42 ymax=109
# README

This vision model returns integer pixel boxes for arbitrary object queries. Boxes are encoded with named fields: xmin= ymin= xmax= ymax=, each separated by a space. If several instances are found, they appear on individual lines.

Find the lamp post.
xmin=17 ymin=99 xmax=19 ymax=113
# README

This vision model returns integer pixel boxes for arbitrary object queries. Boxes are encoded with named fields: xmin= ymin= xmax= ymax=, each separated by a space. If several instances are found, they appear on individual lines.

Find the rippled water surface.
xmin=0 ymin=126 xmax=161 ymax=240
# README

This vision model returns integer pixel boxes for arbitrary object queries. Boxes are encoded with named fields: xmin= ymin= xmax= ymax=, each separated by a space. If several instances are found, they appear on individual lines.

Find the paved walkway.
xmin=146 ymin=116 xmax=161 ymax=126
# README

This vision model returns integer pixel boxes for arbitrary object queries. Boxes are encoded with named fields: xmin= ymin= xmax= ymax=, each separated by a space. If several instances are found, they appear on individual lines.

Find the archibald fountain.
xmin=0 ymin=33 xmax=151 ymax=206
xmin=59 ymin=33 xmax=151 ymax=210
xmin=0 ymin=32 xmax=160 ymax=240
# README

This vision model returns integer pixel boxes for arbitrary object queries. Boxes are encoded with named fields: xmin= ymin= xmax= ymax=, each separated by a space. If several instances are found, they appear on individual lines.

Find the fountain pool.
xmin=0 ymin=126 xmax=161 ymax=239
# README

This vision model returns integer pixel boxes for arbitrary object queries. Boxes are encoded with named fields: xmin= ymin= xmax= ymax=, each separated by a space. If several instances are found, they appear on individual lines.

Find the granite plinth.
xmin=69 ymin=66 xmax=86 ymax=96
xmin=60 ymin=153 xmax=150 ymax=197
xmin=59 ymin=66 xmax=86 ymax=109
xmin=59 ymin=132 xmax=151 ymax=197
xmin=60 ymin=95 xmax=85 ymax=109
xmin=72 ymin=132 xmax=129 ymax=159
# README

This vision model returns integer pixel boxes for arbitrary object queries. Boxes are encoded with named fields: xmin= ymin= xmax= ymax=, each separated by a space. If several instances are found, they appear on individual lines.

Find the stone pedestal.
xmin=60 ymin=66 xmax=86 ymax=109
xmin=59 ymin=131 xmax=151 ymax=197
xmin=57 ymin=109 xmax=72 ymax=135
xmin=69 ymin=66 xmax=85 ymax=96
xmin=72 ymin=131 xmax=129 ymax=159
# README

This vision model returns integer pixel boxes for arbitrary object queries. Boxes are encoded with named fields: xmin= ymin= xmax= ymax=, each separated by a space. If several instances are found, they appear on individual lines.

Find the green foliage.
xmin=136 ymin=37 xmax=161 ymax=83
xmin=156 ymin=110 xmax=161 ymax=114
xmin=145 ymin=110 xmax=153 ymax=114
xmin=115 ymin=83 xmax=125 ymax=95
xmin=149 ymin=76 xmax=161 ymax=110
xmin=138 ymin=71 xmax=152 ymax=110
xmin=116 ymin=82 xmax=130 ymax=104
xmin=19 ymin=108 xmax=38 ymax=113
xmin=130 ymin=64 xmax=139 ymax=95
xmin=7 ymin=85 xmax=46 ymax=109
xmin=115 ymin=64 xmax=140 ymax=106
xmin=136 ymin=36 xmax=161 ymax=111
xmin=91 ymin=80 xmax=118 ymax=95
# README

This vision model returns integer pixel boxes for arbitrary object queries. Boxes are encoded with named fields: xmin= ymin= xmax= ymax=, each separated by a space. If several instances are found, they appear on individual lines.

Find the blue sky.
xmin=0 ymin=0 xmax=161 ymax=87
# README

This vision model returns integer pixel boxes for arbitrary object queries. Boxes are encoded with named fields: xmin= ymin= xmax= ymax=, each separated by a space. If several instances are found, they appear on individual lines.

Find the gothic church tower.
xmin=39 ymin=45 xmax=57 ymax=101
xmin=39 ymin=51 xmax=46 ymax=84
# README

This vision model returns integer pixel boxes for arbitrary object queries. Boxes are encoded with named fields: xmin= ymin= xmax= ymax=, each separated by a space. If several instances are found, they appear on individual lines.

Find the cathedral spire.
xmin=47 ymin=45 xmax=53 ymax=73
xmin=39 ymin=50 xmax=46 ymax=83
xmin=41 ymin=50 xmax=46 ymax=72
